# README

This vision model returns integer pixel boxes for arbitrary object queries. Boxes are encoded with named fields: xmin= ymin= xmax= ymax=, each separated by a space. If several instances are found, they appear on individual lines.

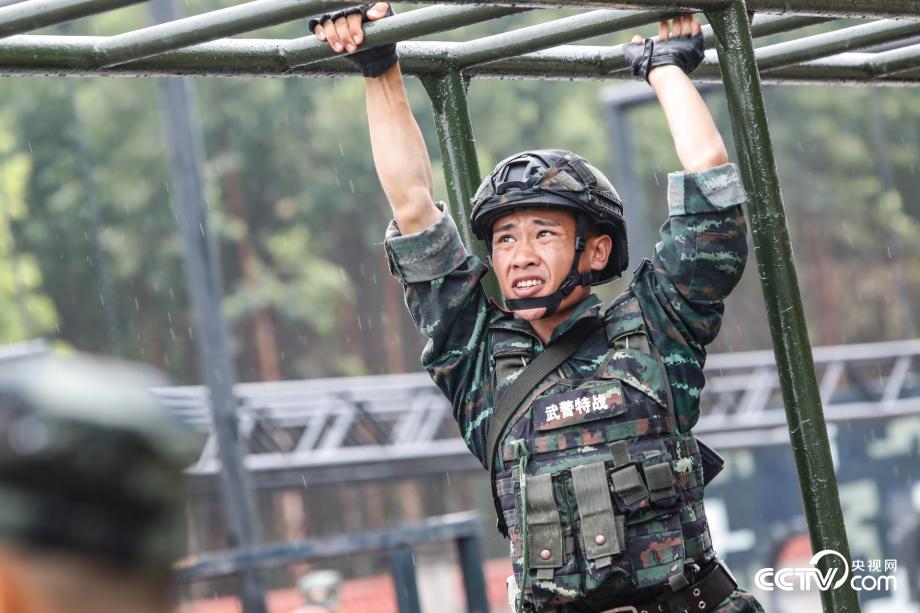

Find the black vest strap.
xmin=486 ymin=316 xmax=599 ymax=535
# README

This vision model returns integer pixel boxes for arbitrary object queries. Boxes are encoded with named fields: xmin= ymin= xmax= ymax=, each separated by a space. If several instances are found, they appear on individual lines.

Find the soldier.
xmin=0 ymin=354 xmax=198 ymax=613
xmin=312 ymin=5 xmax=765 ymax=612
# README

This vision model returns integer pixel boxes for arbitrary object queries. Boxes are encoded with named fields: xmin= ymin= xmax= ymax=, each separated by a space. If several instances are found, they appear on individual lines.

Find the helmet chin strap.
xmin=504 ymin=215 xmax=595 ymax=318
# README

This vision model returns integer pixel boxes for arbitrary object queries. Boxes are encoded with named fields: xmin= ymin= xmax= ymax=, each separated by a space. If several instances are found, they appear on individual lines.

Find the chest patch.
xmin=532 ymin=381 xmax=625 ymax=432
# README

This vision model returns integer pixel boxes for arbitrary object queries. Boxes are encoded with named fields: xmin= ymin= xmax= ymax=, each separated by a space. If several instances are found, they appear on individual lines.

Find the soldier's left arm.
xmin=647 ymin=18 xmax=728 ymax=173
xmin=638 ymin=17 xmax=748 ymax=353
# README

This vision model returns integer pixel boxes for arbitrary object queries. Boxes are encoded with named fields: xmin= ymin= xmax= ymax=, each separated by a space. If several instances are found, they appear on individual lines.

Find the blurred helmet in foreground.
xmin=0 ymin=353 xmax=199 ymax=571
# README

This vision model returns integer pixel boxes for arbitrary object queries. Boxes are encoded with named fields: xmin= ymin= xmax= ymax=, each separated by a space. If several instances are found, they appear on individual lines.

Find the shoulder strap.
xmin=486 ymin=316 xmax=598 ymax=474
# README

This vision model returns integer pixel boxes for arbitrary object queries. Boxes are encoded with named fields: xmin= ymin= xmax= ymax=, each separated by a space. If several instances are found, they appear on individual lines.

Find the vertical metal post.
xmin=149 ymin=0 xmax=267 ymax=611
xmin=706 ymin=3 xmax=860 ymax=612
xmin=457 ymin=533 xmax=489 ymax=613
xmin=388 ymin=545 xmax=422 ymax=613
xmin=421 ymin=71 xmax=500 ymax=299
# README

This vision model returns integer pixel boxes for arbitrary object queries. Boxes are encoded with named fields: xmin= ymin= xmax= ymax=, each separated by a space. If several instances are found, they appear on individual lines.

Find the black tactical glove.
xmin=623 ymin=32 xmax=705 ymax=82
xmin=308 ymin=4 xmax=398 ymax=78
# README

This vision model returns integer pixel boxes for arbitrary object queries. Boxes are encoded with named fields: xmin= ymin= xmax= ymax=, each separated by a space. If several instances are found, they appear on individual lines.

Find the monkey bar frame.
xmin=11 ymin=1 xmax=920 ymax=611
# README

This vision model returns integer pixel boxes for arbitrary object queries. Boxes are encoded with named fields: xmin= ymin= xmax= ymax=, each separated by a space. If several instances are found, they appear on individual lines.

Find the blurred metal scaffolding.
xmin=10 ymin=1 xmax=920 ymax=612
xmin=159 ymin=337 xmax=920 ymax=484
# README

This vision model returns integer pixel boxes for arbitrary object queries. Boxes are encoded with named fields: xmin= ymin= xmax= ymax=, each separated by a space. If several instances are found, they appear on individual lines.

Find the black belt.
xmin=603 ymin=561 xmax=737 ymax=613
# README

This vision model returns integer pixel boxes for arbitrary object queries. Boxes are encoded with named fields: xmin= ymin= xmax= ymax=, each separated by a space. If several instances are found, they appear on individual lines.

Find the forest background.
xmin=0 ymin=4 xmax=917 ymax=386
xmin=1 ymin=3 xmax=919 ymax=603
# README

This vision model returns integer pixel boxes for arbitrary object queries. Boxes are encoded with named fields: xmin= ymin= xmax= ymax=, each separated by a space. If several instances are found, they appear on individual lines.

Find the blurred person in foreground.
xmin=0 ymin=354 xmax=198 ymax=613
xmin=313 ymin=4 xmax=763 ymax=612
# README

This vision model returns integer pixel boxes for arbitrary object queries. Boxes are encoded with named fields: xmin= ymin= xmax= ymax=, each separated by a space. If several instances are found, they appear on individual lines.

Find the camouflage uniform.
xmin=385 ymin=163 xmax=763 ymax=612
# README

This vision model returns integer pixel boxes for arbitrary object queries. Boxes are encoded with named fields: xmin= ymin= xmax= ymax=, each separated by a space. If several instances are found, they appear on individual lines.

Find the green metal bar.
xmin=98 ymin=0 xmax=352 ymax=67
xmin=451 ymin=9 xmax=667 ymax=68
xmin=706 ymin=3 xmax=861 ymax=612
xmin=4 ymin=35 xmax=920 ymax=85
xmin=283 ymin=4 xmax=525 ymax=68
xmin=871 ymin=42 xmax=920 ymax=75
xmin=421 ymin=71 xmax=500 ymax=300
xmin=756 ymin=52 xmax=876 ymax=82
xmin=4 ymin=36 xmax=920 ymax=86
xmin=739 ymin=13 xmax=830 ymax=37
xmin=756 ymin=18 xmax=920 ymax=71
xmin=412 ymin=0 xmax=919 ymax=19
xmin=0 ymin=0 xmax=144 ymax=38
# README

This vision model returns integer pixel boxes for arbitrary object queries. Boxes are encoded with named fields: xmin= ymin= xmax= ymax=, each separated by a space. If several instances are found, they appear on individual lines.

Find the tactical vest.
xmin=490 ymin=292 xmax=714 ymax=611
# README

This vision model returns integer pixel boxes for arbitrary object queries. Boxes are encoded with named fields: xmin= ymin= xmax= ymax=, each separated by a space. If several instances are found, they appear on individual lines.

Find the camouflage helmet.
xmin=470 ymin=149 xmax=629 ymax=284
xmin=0 ymin=353 xmax=199 ymax=571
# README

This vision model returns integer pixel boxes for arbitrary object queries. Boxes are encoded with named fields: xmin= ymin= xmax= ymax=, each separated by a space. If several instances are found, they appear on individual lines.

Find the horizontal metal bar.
xmin=871 ymin=41 xmax=920 ymax=75
xmin=450 ymin=13 xmax=837 ymax=76
xmin=1 ymin=35 xmax=918 ymax=86
xmin=408 ymin=0 xmax=920 ymax=19
xmin=186 ymin=449 xmax=483 ymax=495
xmin=97 ymin=0 xmax=353 ymax=67
xmin=0 ymin=338 xmax=50 ymax=362
xmin=706 ymin=336 xmax=920 ymax=369
xmin=451 ymin=9 xmax=665 ymax=68
xmin=175 ymin=512 xmax=481 ymax=579
xmin=756 ymin=19 xmax=920 ymax=71
xmin=738 ymin=13 xmax=832 ymax=38
xmin=283 ymin=4 xmax=525 ymax=68
xmin=0 ymin=0 xmax=143 ymax=38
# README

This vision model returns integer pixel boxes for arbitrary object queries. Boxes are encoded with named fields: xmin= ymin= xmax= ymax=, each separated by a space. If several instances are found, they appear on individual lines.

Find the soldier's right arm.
xmin=314 ymin=3 xmax=439 ymax=234
xmin=364 ymin=64 xmax=441 ymax=234
xmin=314 ymin=5 xmax=494 ymax=462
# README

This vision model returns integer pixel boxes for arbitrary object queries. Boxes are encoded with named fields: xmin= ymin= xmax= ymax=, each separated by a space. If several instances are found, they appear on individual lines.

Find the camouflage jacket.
xmin=385 ymin=162 xmax=747 ymax=464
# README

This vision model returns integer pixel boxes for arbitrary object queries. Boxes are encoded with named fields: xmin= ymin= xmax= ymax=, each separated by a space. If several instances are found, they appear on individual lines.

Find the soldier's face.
xmin=491 ymin=209 xmax=611 ymax=323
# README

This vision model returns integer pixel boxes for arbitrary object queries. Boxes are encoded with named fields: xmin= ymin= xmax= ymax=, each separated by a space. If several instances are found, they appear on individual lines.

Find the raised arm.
xmin=624 ymin=17 xmax=747 ymax=356
xmin=627 ymin=16 xmax=729 ymax=172
xmin=364 ymin=65 xmax=440 ymax=234
xmin=313 ymin=2 xmax=440 ymax=234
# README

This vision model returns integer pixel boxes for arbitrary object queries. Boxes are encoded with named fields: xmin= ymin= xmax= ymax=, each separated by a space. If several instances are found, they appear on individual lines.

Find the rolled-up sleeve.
xmin=666 ymin=162 xmax=747 ymax=216
xmin=384 ymin=203 xmax=470 ymax=284
xmin=384 ymin=204 xmax=494 ymax=459
xmin=646 ymin=163 xmax=749 ymax=350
